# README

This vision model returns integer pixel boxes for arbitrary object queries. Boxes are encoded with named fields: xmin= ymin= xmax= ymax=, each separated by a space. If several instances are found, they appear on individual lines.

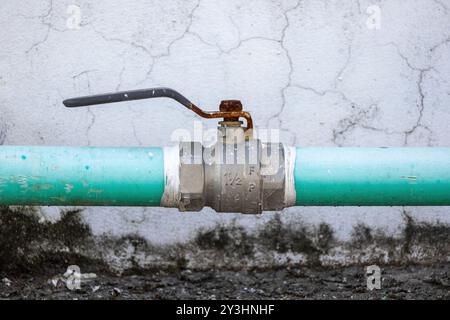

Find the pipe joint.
xmin=173 ymin=126 xmax=293 ymax=213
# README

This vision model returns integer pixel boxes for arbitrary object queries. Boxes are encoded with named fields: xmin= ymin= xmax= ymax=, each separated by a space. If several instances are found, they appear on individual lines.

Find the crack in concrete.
xmin=91 ymin=26 xmax=153 ymax=56
xmin=334 ymin=41 xmax=353 ymax=89
xmin=293 ymin=85 xmax=382 ymax=146
xmin=0 ymin=122 xmax=7 ymax=145
xmin=20 ymin=0 xmax=448 ymax=149
xmin=332 ymin=104 xmax=381 ymax=146
xmin=403 ymin=69 xmax=432 ymax=146
xmin=72 ymin=70 xmax=95 ymax=145
xmin=432 ymin=0 xmax=449 ymax=13
xmin=24 ymin=0 xmax=88 ymax=54
xmin=91 ymin=24 xmax=155 ymax=89
xmin=430 ymin=34 xmax=450 ymax=53
xmin=190 ymin=30 xmax=282 ymax=55
xmin=187 ymin=14 xmax=242 ymax=54
xmin=87 ymin=0 xmax=202 ymax=145
xmin=115 ymin=65 xmax=126 ymax=92
xmin=382 ymin=42 xmax=434 ymax=145
xmin=183 ymin=3 xmax=303 ymax=146
xmin=188 ymin=13 xmax=282 ymax=55
xmin=355 ymin=0 xmax=363 ymax=15
xmin=86 ymin=107 xmax=96 ymax=146
xmin=152 ymin=0 xmax=202 ymax=60
xmin=265 ymin=0 xmax=301 ymax=133
xmin=131 ymin=121 xmax=143 ymax=146
xmin=92 ymin=0 xmax=201 ymax=88
xmin=266 ymin=1 xmax=360 ymax=146
xmin=24 ymin=0 xmax=55 ymax=54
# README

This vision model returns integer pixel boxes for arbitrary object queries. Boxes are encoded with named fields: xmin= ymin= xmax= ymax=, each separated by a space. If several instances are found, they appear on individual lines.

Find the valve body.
xmin=175 ymin=126 xmax=291 ymax=213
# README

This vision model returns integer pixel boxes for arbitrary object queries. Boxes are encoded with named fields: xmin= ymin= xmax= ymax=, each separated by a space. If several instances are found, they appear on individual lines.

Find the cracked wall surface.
xmin=0 ymin=0 xmax=449 ymax=268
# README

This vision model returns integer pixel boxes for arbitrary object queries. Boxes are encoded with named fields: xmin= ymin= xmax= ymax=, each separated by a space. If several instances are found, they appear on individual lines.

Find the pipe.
xmin=0 ymin=146 xmax=164 ymax=206
xmin=0 ymin=145 xmax=450 ymax=210
xmin=294 ymin=148 xmax=450 ymax=206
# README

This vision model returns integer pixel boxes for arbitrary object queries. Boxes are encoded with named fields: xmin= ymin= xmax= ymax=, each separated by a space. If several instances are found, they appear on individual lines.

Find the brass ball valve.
xmin=63 ymin=87 xmax=294 ymax=213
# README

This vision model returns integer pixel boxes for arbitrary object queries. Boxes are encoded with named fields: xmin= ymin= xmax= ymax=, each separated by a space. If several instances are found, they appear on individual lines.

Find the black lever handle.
xmin=63 ymin=87 xmax=192 ymax=109
xmin=63 ymin=87 xmax=254 ymax=131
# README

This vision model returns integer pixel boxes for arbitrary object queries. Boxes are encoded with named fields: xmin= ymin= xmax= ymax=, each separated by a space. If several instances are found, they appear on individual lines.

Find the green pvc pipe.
xmin=294 ymin=148 xmax=450 ymax=206
xmin=0 ymin=146 xmax=164 ymax=206
xmin=1 ymin=146 xmax=449 ymax=207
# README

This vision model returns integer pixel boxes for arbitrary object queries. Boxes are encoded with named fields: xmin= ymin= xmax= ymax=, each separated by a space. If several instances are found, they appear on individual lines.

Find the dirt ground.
xmin=0 ymin=263 xmax=448 ymax=300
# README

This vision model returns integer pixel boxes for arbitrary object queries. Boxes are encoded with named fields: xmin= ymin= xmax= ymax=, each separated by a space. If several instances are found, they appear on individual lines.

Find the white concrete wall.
xmin=1 ymin=0 xmax=449 ymax=267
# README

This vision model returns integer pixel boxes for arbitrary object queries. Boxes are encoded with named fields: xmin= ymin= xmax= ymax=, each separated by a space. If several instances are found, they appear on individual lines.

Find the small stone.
xmin=92 ymin=285 xmax=100 ymax=292
xmin=51 ymin=279 xmax=59 ymax=287
xmin=111 ymin=287 xmax=122 ymax=297
xmin=81 ymin=273 xmax=97 ymax=280
xmin=2 ymin=278 xmax=12 ymax=287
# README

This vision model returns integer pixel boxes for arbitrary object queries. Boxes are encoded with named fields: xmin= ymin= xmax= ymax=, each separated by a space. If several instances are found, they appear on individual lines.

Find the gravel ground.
xmin=1 ymin=263 xmax=448 ymax=300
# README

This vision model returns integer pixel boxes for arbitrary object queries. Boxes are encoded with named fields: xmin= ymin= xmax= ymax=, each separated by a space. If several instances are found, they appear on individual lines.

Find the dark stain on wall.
xmin=0 ymin=207 xmax=448 ymax=275
xmin=402 ymin=214 xmax=450 ymax=254
xmin=0 ymin=206 xmax=106 ymax=275
xmin=194 ymin=214 xmax=335 ymax=266
xmin=195 ymin=222 xmax=255 ymax=257
xmin=256 ymin=215 xmax=334 ymax=265
xmin=349 ymin=212 xmax=450 ymax=264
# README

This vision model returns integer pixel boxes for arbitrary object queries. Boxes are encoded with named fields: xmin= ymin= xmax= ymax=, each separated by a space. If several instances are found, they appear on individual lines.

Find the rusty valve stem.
xmin=63 ymin=87 xmax=253 ymax=133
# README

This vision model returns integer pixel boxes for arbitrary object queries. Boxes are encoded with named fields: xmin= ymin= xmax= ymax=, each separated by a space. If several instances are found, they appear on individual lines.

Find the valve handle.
xmin=63 ymin=87 xmax=253 ymax=131
xmin=63 ymin=87 xmax=192 ymax=109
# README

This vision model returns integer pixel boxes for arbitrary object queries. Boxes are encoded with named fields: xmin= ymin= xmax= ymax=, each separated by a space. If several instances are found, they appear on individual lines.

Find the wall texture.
xmin=0 ymin=0 xmax=449 ymax=271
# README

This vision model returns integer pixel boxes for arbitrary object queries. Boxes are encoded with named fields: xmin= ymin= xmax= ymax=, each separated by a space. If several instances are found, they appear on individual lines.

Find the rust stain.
xmin=190 ymin=101 xmax=253 ymax=133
